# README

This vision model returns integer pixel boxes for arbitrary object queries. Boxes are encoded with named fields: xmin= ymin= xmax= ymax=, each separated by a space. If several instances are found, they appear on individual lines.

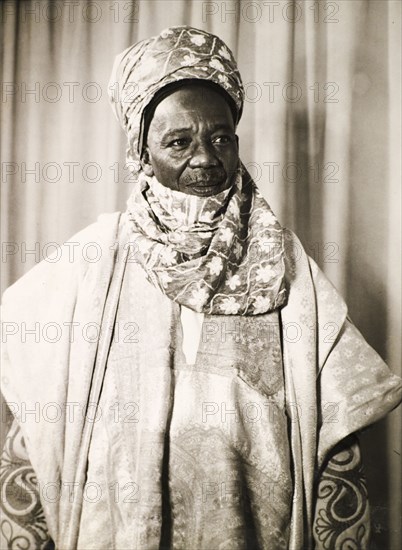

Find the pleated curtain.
xmin=1 ymin=1 xmax=400 ymax=547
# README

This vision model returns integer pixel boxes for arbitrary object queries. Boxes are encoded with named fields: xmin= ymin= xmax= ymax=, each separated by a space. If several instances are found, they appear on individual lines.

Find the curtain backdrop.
xmin=1 ymin=0 xmax=401 ymax=547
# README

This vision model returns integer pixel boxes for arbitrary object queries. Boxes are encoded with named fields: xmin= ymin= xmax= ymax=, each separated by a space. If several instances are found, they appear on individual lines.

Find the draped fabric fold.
xmin=1 ymin=1 xmax=401 ymax=545
xmin=1 ymin=214 xmax=400 ymax=548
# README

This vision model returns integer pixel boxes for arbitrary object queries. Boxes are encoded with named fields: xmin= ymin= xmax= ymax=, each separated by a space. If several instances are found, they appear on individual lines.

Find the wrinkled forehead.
xmin=147 ymin=90 xmax=236 ymax=148
xmin=143 ymin=81 xmax=237 ymax=144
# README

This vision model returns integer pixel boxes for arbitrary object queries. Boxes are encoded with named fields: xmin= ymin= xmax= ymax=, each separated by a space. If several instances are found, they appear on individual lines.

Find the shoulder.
xmin=2 ymin=212 xmax=122 ymax=309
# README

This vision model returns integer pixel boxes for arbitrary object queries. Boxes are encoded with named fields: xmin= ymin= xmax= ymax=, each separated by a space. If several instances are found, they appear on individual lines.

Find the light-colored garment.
xmin=126 ymin=168 xmax=286 ymax=315
xmin=1 ymin=213 xmax=401 ymax=549
xmin=180 ymin=306 xmax=203 ymax=365
xmin=78 ymin=261 xmax=292 ymax=549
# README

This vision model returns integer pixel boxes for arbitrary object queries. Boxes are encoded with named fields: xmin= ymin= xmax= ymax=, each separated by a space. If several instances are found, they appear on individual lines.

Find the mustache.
xmin=181 ymin=168 xmax=227 ymax=186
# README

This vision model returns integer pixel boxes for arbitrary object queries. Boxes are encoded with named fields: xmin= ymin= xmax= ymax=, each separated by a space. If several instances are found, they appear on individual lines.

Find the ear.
xmin=140 ymin=148 xmax=154 ymax=177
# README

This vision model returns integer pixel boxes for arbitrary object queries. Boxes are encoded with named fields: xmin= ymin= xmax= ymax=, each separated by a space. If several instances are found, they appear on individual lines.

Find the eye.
xmin=168 ymin=138 xmax=190 ymax=148
xmin=212 ymin=134 xmax=233 ymax=144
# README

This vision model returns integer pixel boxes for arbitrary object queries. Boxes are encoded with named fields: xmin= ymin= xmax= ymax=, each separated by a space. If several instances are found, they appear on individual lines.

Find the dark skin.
xmin=140 ymin=85 xmax=240 ymax=197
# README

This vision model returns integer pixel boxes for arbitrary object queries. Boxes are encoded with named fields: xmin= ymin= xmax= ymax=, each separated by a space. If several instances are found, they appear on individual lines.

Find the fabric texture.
xmin=1 ymin=214 xmax=401 ymax=549
xmin=126 ymin=167 xmax=286 ymax=315
xmin=2 ymin=5 xmax=401 ymax=547
xmin=0 ymin=419 xmax=371 ymax=550
xmin=179 ymin=306 xmax=204 ymax=365
xmin=108 ymin=25 xmax=244 ymax=169
xmin=0 ymin=420 xmax=51 ymax=548
xmin=78 ymin=260 xmax=292 ymax=550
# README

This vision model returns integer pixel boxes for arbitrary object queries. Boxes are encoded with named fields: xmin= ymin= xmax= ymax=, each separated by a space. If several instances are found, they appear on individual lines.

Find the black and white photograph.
xmin=1 ymin=1 xmax=401 ymax=548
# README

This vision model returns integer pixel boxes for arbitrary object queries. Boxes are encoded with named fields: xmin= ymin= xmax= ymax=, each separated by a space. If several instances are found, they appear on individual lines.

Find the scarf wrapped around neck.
xmin=126 ymin=165 xmax=287 ymax=315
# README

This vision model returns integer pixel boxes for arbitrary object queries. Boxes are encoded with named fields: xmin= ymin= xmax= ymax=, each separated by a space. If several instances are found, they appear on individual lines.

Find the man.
xmin=1 ymin=26 xmax=401 ymax=550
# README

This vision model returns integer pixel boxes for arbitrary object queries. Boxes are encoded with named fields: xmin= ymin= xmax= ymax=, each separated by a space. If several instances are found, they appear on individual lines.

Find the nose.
xmin=188 ymin=140 xmax=219 ymax=168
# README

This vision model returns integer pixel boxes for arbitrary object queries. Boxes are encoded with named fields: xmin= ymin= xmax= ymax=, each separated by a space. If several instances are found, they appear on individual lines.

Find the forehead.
xmin=149 ymin=85 xmax=235 ymax=130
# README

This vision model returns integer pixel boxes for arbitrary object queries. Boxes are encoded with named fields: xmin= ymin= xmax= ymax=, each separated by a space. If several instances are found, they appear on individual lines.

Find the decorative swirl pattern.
xmin=313 ymin=436 xmax=370 ymax=550
xmin=0 ymin=420 xmax=52 ymax=550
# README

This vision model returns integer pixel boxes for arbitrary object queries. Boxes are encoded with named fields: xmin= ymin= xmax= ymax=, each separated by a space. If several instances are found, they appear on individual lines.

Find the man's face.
xmin=141 ymin=85 xmax=239 ymax=197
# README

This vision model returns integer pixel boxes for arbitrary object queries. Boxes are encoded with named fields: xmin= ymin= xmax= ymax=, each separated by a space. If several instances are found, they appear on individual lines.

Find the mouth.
xmin=184 ymin=169 xmax=226 ymax=184
xmin=190 ymin=183 xmax=223 ymax=196
xmin=180 ymin=169 xmax=228 ymax=196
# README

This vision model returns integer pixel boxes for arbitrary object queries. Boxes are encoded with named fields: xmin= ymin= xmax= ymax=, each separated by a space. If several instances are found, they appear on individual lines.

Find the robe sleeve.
xmin=277 ymin=229 xmax=400 ymax=548
xmin=309 ymin=258 xmax=400 ymax=548
xmin=315 ymin=315 xmax=401 ymax=466
xmin=0 ymin=212 xmax=122 ymax=546
xmin=304 ymin=255 xmax=402 ymax=464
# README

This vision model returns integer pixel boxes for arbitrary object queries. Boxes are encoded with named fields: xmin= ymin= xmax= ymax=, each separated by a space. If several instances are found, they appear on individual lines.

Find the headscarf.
xmin=108 ymin=26 xmax=244 ymax=172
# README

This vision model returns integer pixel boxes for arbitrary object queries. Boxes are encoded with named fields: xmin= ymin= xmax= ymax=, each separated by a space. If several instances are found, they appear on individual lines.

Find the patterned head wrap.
xmin=108 ymin=26 xmax=244 ymax=170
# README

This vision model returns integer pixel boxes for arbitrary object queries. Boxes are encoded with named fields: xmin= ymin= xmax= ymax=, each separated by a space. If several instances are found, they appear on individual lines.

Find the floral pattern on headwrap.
xmin=108 ymin=26 xmax=244 ymax=171
xmin=126 ymin=166 xmax=287 ymax=315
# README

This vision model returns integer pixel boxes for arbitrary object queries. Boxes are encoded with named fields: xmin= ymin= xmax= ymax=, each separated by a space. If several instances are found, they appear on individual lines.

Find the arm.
xmin=0 ymin=415 xmax=54 ymax=549
xmin=313 ymin=434 xmax=370 ymax=550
